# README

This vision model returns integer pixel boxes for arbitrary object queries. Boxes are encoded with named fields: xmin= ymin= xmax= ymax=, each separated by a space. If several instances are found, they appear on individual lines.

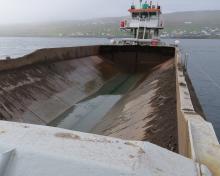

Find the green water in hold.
xmin=92 ymin=73 xmax=145 ymax=95
xmin=56 ymin=95 xmax=122 ymax=132
xmin=51 ymin=72 xmax=146 ymax=133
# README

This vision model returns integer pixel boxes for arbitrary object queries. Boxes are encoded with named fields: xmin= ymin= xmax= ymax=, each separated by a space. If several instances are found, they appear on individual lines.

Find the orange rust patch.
xmin=55 ymin=133 xmax=81 ymax=140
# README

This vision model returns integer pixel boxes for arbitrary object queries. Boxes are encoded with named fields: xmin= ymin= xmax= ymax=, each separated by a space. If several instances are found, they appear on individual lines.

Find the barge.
xmin=0 ymin=1 xmax=219 ymax=176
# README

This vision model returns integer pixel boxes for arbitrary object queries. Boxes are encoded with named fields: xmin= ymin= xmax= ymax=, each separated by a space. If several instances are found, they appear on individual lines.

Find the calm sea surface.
xmin=177 ymin=39 xmax=220 ymax=141
xmin=0 ymin=37 xmax=109 ymax=59
xmin=0 ymin=37 xmax=219 ymax=140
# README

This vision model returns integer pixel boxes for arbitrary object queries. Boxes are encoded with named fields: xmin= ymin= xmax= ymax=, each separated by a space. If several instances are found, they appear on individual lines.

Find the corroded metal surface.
xmin=0 ymin=45 xmax=178 ymax=154
xmin=0 ymin=45 xmax=218 ymax=175
xmin=99 ymin=45 xmax=175 ymax=72
xmin=91 ymin=59 xmax=178 ymax=152
xmin=0 ymin=46 xmax=100 ymax=71
xmin=0 ymin=45 xmax=174 ymax=126
xmin=0 ymin=56 xmax=119 ymax=124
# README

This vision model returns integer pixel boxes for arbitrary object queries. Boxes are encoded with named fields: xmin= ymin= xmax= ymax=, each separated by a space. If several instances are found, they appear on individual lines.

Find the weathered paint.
xmin=0 ymin=56 xmax=119 ymax=124
xmin=99 ymin=45 xmax=175 ymax=72
xmin=0 ymin=45 xmax=218 ymax=175
xmin=0 ymin=120 xmax=200 ymax=176
xmin=0 ymin=46 xmax=100 ymax=71
xmin=0 ymin=45 xmax=174 ymax=126
xmin=91 ymin=59 xmax=178 ymax=152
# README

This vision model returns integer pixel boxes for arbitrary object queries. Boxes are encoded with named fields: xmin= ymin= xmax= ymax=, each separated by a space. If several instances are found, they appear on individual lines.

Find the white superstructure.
xmin=120 ymin=0 xmax=164 ymax=45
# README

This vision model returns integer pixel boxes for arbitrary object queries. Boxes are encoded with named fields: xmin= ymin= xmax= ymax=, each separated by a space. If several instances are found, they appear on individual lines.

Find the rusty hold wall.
xmin=0 ymin=45 xmax=174 ymax=125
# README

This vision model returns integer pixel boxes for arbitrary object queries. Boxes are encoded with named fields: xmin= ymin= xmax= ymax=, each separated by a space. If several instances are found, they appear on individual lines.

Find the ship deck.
xmin=0 ymin=45 xmax=177 ymax=151
xmin=0 ymin=45 xmax=219 ymax=175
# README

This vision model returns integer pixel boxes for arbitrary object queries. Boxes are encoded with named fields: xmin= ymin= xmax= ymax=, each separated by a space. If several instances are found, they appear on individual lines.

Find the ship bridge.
xmin=120 ymin=1 xmax=164 ymax=44
xmin=128 ymin=5 xmax=163 ymax=29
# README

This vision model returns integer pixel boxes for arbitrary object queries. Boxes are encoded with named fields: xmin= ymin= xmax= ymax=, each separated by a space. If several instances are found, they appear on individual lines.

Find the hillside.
xmin=0 ymin=10 xmax=220 ymax=38
xmin=163 ymin=10 xmax=220 ymax=38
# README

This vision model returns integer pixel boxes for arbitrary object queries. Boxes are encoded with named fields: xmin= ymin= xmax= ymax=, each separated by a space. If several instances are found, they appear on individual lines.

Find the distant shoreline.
xmin=0 ymin=10 xmax=219 ymax=39
xmin=0 ymin=35 xmax=219 ymax=40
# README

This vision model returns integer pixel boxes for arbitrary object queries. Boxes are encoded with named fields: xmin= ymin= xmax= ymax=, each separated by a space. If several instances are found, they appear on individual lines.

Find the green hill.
xmin=163 ymin=11 xmax=220 ymax=37
xmin=0 ymin=10 xmax=220 ymax=38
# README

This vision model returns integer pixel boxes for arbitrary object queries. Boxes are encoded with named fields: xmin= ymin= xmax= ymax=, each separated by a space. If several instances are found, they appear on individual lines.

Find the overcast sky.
xmin=0 ymin=0 xmax=219 ymax=24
